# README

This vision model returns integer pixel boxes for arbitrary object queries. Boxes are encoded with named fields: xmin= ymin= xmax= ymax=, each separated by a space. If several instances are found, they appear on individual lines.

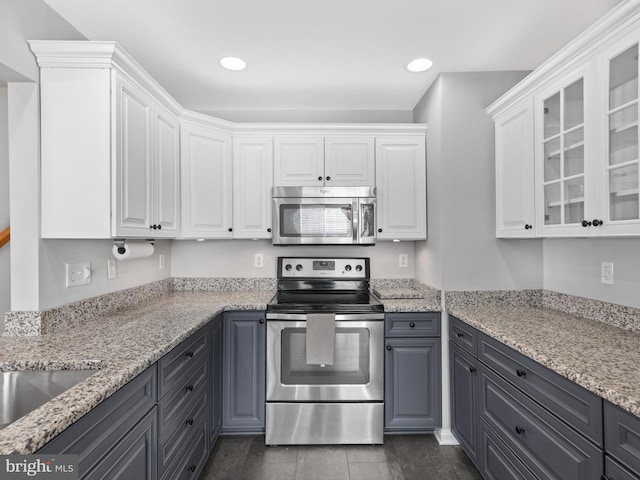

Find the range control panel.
xmin=278 ymin=257 xmax=369 ymax=279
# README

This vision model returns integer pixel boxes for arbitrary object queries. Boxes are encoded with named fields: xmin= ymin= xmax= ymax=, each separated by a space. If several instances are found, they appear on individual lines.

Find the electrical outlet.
xmin=255 ymin=253 xmax=264 ymax=268
xmin=66 ymin=262 xmax=92 ymax=287
xmin=159 ymin=254 xmax=166 ymax=270
xmin=107 ymin=259 xmax=117 ymax=280
xmin=398 ymin=254 xmax=408 ymax=268
xmin=601 ymin=262 xmax=614 ymax=285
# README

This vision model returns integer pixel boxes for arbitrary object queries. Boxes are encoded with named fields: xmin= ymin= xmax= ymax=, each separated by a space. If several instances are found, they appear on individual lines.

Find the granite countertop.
xmin=448 ymin=305 xmax=640 ymax=418
xmin=0 ymin=290 xmax=274 ymax=455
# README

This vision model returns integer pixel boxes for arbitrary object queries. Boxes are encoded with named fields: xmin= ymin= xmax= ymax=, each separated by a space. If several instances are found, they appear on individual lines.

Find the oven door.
xmin=266 ymin=317 xmax=384 ymax=402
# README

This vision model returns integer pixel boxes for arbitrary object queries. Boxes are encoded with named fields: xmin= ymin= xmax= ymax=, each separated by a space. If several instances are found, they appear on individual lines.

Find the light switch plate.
xmin=107 ymin=259 xmax=117 ymax=280
xmin=66 ymin=262 xmax=91 ymax=287
xmin=255 ymin=253 xmax=264 ymax=268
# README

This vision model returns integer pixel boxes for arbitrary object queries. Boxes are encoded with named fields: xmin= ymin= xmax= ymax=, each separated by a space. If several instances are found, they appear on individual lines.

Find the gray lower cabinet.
xmin=450 ymin=342 xmax=480 ymax=469
xmin=38 ymin=366 xmax=158 ymax=480
xmin=222 ymin=311 xmax=266 ymax=433
xmin=210 ymin=314 xmax=223 ymax=447
xmin=384 ymin=312 xmax=441 ymax=432
xmin=479 ymin=420 xmax=536 ymax=480
xmin=605 ymin=401 xmax=640 ymax=479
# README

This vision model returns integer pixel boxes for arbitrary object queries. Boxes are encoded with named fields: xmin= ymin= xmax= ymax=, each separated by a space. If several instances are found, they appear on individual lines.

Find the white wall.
xmin=171 ymin=240 xmax=416 ymax=279
xmin=199 ymin=109 xmax=413 ymax=124
xmin=0 ymin=86 xmax=10 ymax=330
xmin=413 ymin=72 xmax=543 ymax=291
xmin=544 ymin=238 xmax=640 ymax=308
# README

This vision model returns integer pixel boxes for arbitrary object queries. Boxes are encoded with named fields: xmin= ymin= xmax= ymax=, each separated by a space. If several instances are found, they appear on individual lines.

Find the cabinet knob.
xmin=524 ymin=224 xmax=532 ymax=230
xmin=514 ymin=425 xmax=525 ymax=435
xmin=150 ymin=224 xmax=157 ymax=230
xmin=581 ymin=220 xmax=592 ymax=227
xmin=326 ymin=176 xmax=331 ymax=181
xmin=457 ymin=332 xmax=464 ymax=338
xmin=157 ymin=224 xmax=162 ymax=230
xmin=186 ymin=418 xmax=194 ymax=426
xmin=378 ymin=228 xmax=383 ymax=233
xmin=409 ymin=322 xmax=415 ymax=328
xmin=592 ymin=219 xmax=603 ymax=227
xmin=187 ymin=465 xmax=196 ymax=473
xmin=318 ymin=176 xmax=323 ymax=181
xmin=469 ymin=366 xmax=477 ymax=373
xmin=228 ymin=227 xmax=233 ymax=232
xmin=259 ymin=318 xmax=265 ymax=324
xmin=185 ymin=351 xmax=194 ymax=358
xmin=386 ymin=345 xmax=392 ymax=351
xmin=267 ymin=228 xmax=272 ymax=233
xmin=516 ymin=369 xmax=526 ymax=377
xmin=185 ymin=384 xmax=194 ymax=392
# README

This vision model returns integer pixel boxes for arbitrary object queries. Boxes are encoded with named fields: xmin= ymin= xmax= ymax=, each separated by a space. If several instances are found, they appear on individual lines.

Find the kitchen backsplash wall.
xmin=170 ymin=239 xmax=416 ymax=279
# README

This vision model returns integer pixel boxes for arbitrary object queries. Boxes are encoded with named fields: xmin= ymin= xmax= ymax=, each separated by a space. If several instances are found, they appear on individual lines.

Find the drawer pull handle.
xmin=186 ymin=351 xmax=194 ymax=358
xmin=516 ymin=369 xmax=526 ymax=377
xmin=409 ymin=322 xmax=415 ymax=328
xmin=187 ymin=465 xmax=196 ymax=472
xmin=186 ymin=418 xmax=194 ymax=426
xmin=185 ymin=384 xmax=194 ymax=392
xmin=457 ymin=332 xmax=464 ymax=338
xmin=514 ymin=425 xmax=525 ymax=435
xmin=469 ymin=366 xmax=477 ymax=373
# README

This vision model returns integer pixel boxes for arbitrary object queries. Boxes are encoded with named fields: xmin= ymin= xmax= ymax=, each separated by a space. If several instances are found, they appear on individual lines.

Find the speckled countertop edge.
xmin=0 ymin=290 xmax=274 ymax=454
xmin=448 ymin=305 xmax=640 ymax=418
xmin=372 ymin=279 xmax=442 ymax=312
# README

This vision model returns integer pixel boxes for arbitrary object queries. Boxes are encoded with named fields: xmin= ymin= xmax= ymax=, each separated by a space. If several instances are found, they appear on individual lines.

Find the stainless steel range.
xmin=265 ymin=257 xmax=384 ymax=445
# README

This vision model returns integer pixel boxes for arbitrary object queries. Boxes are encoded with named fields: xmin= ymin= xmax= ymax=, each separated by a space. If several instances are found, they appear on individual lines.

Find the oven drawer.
xmin=385 ymin=312 xmax=440 ymax=337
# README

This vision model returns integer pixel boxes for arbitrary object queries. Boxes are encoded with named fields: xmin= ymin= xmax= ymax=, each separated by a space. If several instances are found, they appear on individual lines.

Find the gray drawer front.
xmin=606 ymin=455 xmax=640 ymax=480
xmin=39 ymin=365 xmax=157 ymax=474
xmin=480 ymin=420 xmax=537 ymax=480
xmin=159 ymin=400 xmax=208 ymax=480
xmin=479 ymin=332 xmax=603 ymax=445
xmin=158 ymin=359 xmax=208 ymax=439
xmin=605 ymin=401 xmax=640 ymax=477
xmin=158 ymin=327 xmax=208 ymax=398
xmin=385 ymin=312 xmax=440 ymax=337
xmin=449 ymin=315 xmax=477 ymax=356
xmin=174 ymin=416 xmax=209 ymax=480
xmin=479 ymin=364 xmax=603 ymax=480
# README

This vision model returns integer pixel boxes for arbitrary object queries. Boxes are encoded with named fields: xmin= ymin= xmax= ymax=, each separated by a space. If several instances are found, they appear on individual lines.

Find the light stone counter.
xmin=448 ymin=304 xmax=640 ymax=418
xmin=0 ymin=290 xmax=274 ymax=454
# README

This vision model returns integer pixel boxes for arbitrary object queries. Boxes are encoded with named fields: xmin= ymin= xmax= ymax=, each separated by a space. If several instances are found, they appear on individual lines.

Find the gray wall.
xmin=413 ymin=72 xmax=543 ymax=291
xmin=0 ymin=87 xmax=9 ymax=330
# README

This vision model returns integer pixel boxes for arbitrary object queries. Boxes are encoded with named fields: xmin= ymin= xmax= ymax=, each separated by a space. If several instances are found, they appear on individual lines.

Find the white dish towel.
xmin=306 ymin=313 xmax=336 ymax=366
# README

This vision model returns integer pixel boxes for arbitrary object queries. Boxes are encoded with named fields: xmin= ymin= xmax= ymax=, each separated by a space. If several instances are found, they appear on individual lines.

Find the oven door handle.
xmin=266 ymin=312 xmax=385 ymax=321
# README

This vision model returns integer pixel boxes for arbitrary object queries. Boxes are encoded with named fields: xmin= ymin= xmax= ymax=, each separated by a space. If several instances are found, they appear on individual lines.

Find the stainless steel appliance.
xmin=265 ymin=257 xmax=384 ymax=445
xmin=271 ymin=186 xmax=376 ymax=245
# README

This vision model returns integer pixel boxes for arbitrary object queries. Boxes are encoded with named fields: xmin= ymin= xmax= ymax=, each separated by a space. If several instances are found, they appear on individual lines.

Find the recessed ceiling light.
xmin=219 ymin=56 xmax=247 ymax=71
xmin=407 ymin=58 xmax=433 ymax=73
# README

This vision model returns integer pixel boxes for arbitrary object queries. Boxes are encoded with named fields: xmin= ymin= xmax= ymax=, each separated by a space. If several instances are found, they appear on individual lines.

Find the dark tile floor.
xmin=199 ymin=435 xmax=483 ymax=480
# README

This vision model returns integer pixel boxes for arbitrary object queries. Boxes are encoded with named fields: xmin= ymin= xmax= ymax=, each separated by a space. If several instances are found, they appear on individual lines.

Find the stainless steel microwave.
xmin=272 ymin=186 xmax=376 ymax=245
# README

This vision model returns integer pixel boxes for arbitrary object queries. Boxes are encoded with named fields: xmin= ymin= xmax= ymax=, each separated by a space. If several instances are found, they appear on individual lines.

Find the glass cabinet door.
xmin=541 ymin=78 xmax=586 ymax=227
xmin=606 ymin=43 xmax=639 ymax=224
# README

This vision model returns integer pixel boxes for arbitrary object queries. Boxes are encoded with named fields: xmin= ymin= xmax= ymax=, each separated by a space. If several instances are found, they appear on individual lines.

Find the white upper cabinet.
xmin=375 ymin=136 xmax=427 ymax=240
xmin=494 ymin=99 xmax=535 ymax=238
xmin=33 ymin=41 xmax=181 ymax=239
xmin=273 ymin=135 xmax=375 ymax=186
xmin=233 ymin=136 xmax=273 ymax=239
xmin=180 ymin=122 xmax=233 ymax=239
xmin=487 ymin=0 xmax=640 ymax=238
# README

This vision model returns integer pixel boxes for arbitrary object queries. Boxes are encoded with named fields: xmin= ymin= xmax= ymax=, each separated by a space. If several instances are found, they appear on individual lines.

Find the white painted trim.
xmin=435 ymin=428 xmax=459 ymax=446
xmin=487 ymin=0 xmax=640 ymax=117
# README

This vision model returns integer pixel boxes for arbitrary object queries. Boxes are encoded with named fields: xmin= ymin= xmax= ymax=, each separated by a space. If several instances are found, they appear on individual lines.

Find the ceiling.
xmin=43 ymin=0 xmax=623 ymax=114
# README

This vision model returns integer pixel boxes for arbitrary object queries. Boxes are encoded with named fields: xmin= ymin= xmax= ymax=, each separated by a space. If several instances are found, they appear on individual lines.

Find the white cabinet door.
xmin=181 ymin=124 xmax=233 ymax=238
xmin=324 ymin=136 xmax=375 ymax=186
xmin=495 ymin=100 xmax=535 ymax=238
xmin=375 ymin=136 xmax=427 ymax=240
xmin=273 ymin=136 xmax=324 ymax=186
xmin=113 ymin=74 xmax=153 ymax=237
xmin=153 ymin=103 xmax=180 ymax=237
xmin=233 ymin=136 xmax=273 ymax=239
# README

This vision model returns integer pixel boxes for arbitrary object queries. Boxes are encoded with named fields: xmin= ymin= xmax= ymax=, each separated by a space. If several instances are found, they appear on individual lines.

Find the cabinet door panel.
xmin=210 ymin=315 xmax=223 ymax=447
xmin=114 ymin=75 xmax=152 ymax=237
xmin=273 ymin=136 xmax=324 ymax=186
xmin=450 ymin=343 xmax=479 ymax=468
xmin=153 ymin=104 xmax=180 ymax=236
xmin=180 ymin=124 xmax=232 ymax=238
xmin=324 ymin=136 xmax=375 ymax=186
xmin=480 ymin=420 xmax=537 ymax=480
xmin=495 ymin=100 xmax=535 ymax=237
xmin=233 ymin=136 xmax=273 ymax=238
xmin=376 ymin=137 xmax=426 ymax=240
xmin=605 ymin=401 xmax=640 ymax=476
xmin=384 ymin=337 xmax=440 ymax=431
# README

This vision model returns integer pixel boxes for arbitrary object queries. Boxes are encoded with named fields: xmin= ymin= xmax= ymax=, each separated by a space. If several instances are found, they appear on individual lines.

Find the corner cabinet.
xmin=32 ymin=41 xmax=180 ymax=239
xmin=376 ymin=137 xmax=427 ymax=240
xmin=488 ymin=1 xmax=640 ymax=238
xmin=384 ymin=313 xmax=441 ymax=432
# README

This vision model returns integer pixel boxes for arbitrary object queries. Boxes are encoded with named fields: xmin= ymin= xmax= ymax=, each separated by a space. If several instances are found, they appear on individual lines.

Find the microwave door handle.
xmin=352 ymin=199 xmax=359 ymax=244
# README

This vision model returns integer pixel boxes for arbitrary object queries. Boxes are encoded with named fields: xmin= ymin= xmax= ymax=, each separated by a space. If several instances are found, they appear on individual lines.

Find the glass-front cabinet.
xmin=535 ymin=67 xmax=595 ymax=236
xmin=598 ymin=37 xmax=640 ymax=235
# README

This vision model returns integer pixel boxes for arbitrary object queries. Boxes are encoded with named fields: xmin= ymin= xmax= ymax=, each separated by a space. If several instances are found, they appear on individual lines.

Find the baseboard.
xmin=434 ymin=428 xmax=459 ymax=445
